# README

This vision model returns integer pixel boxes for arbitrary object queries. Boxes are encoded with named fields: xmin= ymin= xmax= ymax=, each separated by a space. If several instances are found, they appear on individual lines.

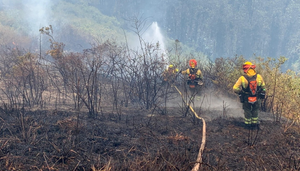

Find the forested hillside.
xmin=88 ymin=0 xmax=300 ymax=71
xmin=0 ymin=0 xmax=128 ymax=52
xmin=2 ymin=0 xmax=300 ymax=70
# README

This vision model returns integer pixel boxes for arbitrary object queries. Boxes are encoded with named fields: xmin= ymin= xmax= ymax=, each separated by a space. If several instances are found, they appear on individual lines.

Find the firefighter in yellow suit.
xmin=181 ymin=59 xmax=203 ymax=94
xmin=233 ymin=61 xmax=266 ymax=128
xmin=162 ymin=64 xmax=179 ymax=85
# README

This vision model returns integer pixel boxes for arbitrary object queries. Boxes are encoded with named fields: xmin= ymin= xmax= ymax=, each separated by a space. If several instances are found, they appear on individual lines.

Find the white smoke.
xmin=25 ymin=0 xmax=52 ymax=35
xmin=2 ymin=0 xmax=52 ymax=35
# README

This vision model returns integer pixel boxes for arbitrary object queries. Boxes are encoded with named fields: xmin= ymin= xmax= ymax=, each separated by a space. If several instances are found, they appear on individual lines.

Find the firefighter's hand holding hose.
xmin=239 ymin=94 xmax=244 ymax=103
xmin=259 ymin=90 xmax=266 ymax=99
xmin=197 ymin=76 xmax=204 ymax=86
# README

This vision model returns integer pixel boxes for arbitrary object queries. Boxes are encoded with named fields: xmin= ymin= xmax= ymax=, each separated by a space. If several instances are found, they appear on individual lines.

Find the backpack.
xmin=243 ymin=74 xmax=259 ymax=104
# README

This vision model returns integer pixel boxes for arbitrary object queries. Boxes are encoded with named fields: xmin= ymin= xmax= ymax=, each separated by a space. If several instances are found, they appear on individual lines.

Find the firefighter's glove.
xmin=259 ymin=92 xmax=265 ymax=99
xmin=239 ymin=94 xmax=244 ymax=103
xmin=198 ymin=80 xmax=204 ymax=86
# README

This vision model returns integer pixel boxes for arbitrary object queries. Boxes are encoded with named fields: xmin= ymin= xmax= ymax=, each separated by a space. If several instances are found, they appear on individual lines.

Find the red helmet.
xmin=189 ymin=59 xmax=197 ymax=68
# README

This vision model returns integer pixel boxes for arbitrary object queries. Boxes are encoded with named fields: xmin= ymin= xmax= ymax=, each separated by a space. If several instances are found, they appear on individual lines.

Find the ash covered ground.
xmin=0 ymin=88 xmax=299 ymax=170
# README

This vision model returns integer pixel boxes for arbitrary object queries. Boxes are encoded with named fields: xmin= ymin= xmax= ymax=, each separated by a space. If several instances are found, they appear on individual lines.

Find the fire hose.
xmin=173 ymin=85 xmax=206 ymax=171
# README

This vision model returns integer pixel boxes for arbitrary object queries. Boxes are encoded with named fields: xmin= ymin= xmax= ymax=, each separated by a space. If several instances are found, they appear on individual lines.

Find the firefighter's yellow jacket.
xmin=233 ymin=68 xmax=265 ymax=94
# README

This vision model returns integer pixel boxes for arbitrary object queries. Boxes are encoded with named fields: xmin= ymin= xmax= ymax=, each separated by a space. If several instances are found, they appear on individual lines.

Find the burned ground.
xmin=0 ymin=104 xmax=299 ymax=171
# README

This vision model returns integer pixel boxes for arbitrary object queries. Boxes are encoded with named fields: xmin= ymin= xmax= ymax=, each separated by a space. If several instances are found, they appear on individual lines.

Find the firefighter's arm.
xmin=257 ymin=74 xmax=266 ymax=92
xmin=257 ymin=74 xmax=266 ymax=99
xmin=196 ymin=69 xmax=203 ymax=80
xmin=233 ymin=76 xmax=243 ymax=94
xmin=181 ymin=69 xmax=189 ymax=75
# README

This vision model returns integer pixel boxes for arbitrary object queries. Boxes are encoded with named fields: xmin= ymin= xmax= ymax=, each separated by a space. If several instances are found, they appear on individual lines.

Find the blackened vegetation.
xmin=0 ymin=108 xmax=299 ymax=170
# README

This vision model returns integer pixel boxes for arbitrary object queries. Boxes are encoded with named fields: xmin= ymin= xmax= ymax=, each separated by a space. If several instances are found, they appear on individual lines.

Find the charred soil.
xmin=0 ymin=106 xmax=299 ymax=171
